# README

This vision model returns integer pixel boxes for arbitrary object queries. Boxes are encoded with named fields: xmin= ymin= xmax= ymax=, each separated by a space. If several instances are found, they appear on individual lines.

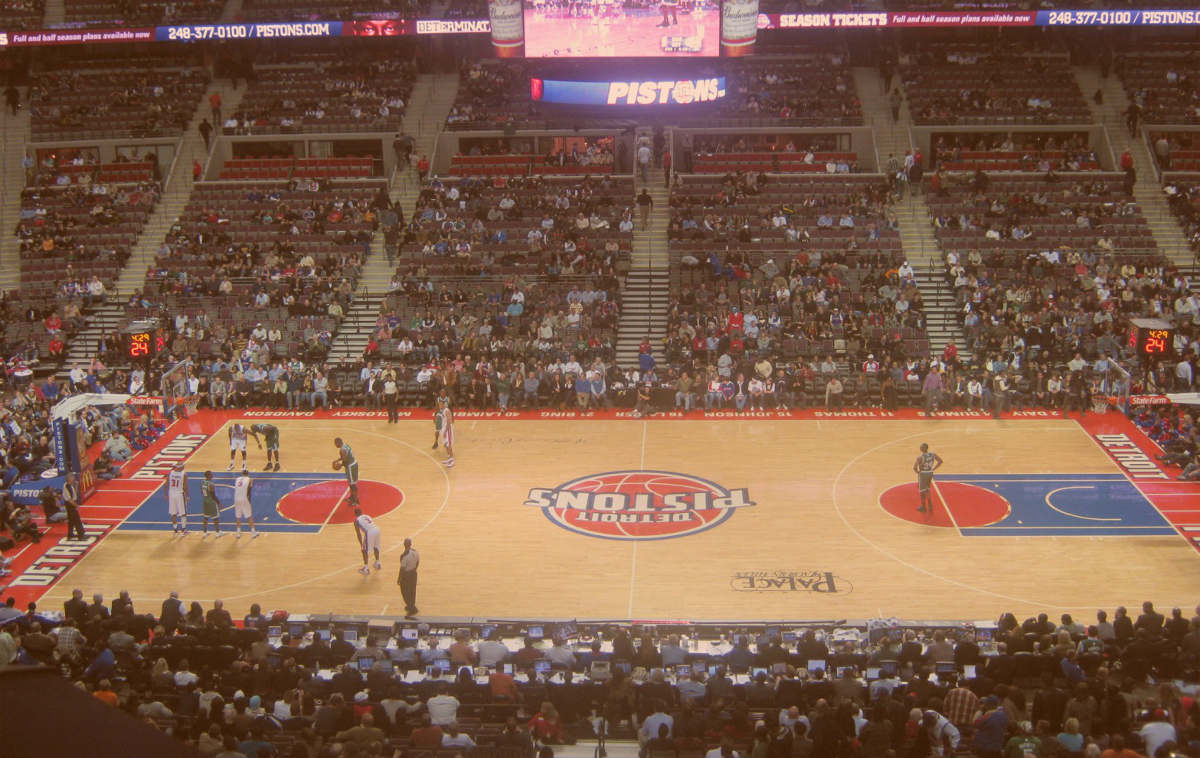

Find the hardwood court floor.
xmin=41 ymin=415 xmax=1200 ymax=621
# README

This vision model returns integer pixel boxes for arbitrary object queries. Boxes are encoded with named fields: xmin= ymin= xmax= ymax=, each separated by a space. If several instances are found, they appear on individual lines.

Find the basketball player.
xmin=354 ymin=507 xmax=382 ymax=575
xmin=168 ymin=462 xmax=189 ymax=535
xmin=232 ymin=467 xmax=259 ymax=538
xmin=333 ymin=437 xmax=360 ymax=507
xmin=227 ymin=422 xmax=248 ymax=470
xmin=201 ymin=470 xmax=222 ymax=537
xmin=248 ymin=423 xmax=280 ymax=471
xmin=432 ymin=397 xmax=455 ymax=468
xmin=913 ymin=443 xmax=944 ymax=514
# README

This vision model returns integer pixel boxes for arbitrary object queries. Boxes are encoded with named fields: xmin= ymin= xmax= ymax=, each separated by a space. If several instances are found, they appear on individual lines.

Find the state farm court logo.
xmin=524 ymin=470 xmax=754 ymax=540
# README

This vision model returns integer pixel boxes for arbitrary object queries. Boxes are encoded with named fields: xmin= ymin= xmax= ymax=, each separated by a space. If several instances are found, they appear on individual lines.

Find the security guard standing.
xmin=63 ymin=471 xmax=86 ymax=541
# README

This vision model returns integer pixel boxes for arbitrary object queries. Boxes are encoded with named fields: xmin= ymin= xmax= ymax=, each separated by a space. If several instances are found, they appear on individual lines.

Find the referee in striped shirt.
xmin=397 ymin=538 xmax=419 ymax=619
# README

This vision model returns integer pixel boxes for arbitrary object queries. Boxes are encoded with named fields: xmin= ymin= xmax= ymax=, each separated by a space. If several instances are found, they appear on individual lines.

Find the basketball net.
xmin=160 ymin=359 xmax=196 ymax=415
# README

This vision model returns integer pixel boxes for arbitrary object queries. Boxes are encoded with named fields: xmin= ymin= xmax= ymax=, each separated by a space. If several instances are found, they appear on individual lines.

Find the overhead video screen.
xmin=523 ymin=0 xmax=721 ymax=57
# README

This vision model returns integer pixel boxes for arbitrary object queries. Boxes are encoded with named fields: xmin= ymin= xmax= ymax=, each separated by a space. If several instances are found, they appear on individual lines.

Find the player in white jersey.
xmin=168 ymin=462 xmax=189 ymax=535
xmin=227 ymin=423 xmax=249 ymax=470
xmin=432 ymin=396 xmax=455 ymax=468
xmin=353 ymin=508 xmax=382 ymax=574
xmin=232 ymin=468 xmax=259 ymax=538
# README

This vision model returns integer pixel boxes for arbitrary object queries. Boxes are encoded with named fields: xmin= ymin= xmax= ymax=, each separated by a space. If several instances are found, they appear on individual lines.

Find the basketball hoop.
xmin=159 ymin=359 xmax=195 ymax=418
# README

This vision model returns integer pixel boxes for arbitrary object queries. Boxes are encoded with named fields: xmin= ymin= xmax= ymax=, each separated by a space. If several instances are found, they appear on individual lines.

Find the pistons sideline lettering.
xmin=131 ymin=433 xmax=207 ymax=479
xmin=526 ymin=470 xmax=754 ymax=540
xmin=1094 ymin=433 xmax=1169 ymax=480
xmin=6 ymin=525 xmax=110 ymax=586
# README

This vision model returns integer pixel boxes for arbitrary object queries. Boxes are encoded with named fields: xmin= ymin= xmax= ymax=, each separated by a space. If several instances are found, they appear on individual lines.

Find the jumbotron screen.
xmin=523 ymin=0 xmax=721 ymax=57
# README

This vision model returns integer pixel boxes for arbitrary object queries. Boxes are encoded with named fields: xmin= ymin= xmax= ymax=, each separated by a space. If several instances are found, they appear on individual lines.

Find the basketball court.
xmin=7 ymin=407 xmax=1199 ymax=622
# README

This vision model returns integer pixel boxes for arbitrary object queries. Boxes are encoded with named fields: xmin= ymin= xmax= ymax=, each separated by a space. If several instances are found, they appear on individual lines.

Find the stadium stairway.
xmin=56 ymin=303 xmax=126 ymax=380
xmin=615 ymin=162 xmax=669 ymax=369
xmin=113 ymin=81 xmax=248 ymax=299
xmin=854 ymin=66 xmax=970 ymax=362
xmin=353 ymin=72 xmax=458 ymax=297
xmin=0 ymin=95 xmax=31 ymax=294
xmin=852 ymin=66 xmax=914 ymax=181
xmin=324 ymin=293 xmax=386 ymax=367
xmin=358 ymin=71 xmax=458 ymax=295
xmin=913 ymin=268 xmax=965 ymax=360
xmin=1075 ymin=66 xmax=1194 ymax=269
xmin=325 ymin=73 xmax=459 ymax=367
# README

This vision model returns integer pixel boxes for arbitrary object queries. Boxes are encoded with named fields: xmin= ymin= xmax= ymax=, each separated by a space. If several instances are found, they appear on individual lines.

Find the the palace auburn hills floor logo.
xmin=524 ymin=470 xmax=754 ymax=540
xmin=731 ymin=570 xmax=854 ymax=595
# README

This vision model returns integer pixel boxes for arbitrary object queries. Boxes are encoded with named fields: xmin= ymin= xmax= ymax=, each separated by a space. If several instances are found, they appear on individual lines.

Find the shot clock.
xmin=1139 ymin=329 xmax=1171 ymax=355
xmin=127 ymin=331 xmax=151 ymax=358
xmin=1128 ymin=318 xmax=1175 ymax=359
xmin=125 ymin=321 xmax=165 ymax=361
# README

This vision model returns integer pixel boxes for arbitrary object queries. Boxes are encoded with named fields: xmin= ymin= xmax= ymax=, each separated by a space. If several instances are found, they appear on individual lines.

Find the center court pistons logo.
xmin=524 ymin=470 xmax=754 ymax=541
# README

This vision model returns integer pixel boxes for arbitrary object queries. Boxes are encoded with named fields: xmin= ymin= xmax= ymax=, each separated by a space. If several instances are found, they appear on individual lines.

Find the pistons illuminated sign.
xmin=531 ymin=77 xmax=726 ymax=106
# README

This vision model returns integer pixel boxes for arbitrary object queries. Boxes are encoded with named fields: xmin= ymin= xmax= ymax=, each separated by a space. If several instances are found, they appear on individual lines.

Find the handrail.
xmin=424 ymin=75 xmax=445 ymax=181
xmin=1102 ymin=123 xmax=1120 ymax=175
xmin=163 ymin=138 xmax=184 ymax=194
xmin=870 ymin=121 xmax=882 ymax=176
xmin=641 ymin=235 xmax=658 ymax=344
xmin=1141 ymin=127 xmax=1164 ymax=185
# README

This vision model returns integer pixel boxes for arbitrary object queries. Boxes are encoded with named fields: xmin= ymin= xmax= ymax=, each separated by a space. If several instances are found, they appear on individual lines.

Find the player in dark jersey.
xmin=201 ymin=470 xmax=223 ymax=538
xmin=333 ymin=437 xmax=360 ymax=507
xmin=913 ymin=443 xmax=944 ymax=514
xmin=248 ymin=423 xmax=281 ymax=471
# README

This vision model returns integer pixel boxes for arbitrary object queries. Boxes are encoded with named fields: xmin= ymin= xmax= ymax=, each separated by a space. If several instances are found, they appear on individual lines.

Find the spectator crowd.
xmin=0 ymin=590 xmax=1199 ymax=758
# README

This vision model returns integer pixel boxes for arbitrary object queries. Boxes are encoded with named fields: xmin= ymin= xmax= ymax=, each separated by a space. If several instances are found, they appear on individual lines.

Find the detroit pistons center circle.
xmin=525 ymin=470 xmax=755 ymax=541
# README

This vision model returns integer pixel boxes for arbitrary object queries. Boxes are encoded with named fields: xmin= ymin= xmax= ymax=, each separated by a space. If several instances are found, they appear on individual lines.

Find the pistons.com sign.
xmin=525 ymin=470 xmax=754 ymax=540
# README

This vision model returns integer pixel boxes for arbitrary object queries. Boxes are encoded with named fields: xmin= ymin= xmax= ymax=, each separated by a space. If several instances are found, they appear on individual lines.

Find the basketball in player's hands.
xmin=332 ymin=458 xmax=343 ymax=470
